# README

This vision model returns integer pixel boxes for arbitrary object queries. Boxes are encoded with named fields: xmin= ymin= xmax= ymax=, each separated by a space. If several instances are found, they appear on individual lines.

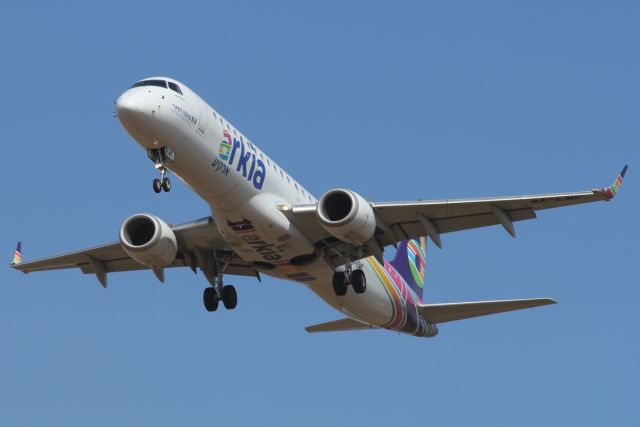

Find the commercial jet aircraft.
xmin=11 ymin=77 xmax=627 ymax=338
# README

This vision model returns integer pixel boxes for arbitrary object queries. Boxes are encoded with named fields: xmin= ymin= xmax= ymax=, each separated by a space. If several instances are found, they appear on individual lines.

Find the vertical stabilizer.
xmin=11 ymin=242 xmax=22 ymax=265
xmin=389 ymin=237 xmax=427 ymax=302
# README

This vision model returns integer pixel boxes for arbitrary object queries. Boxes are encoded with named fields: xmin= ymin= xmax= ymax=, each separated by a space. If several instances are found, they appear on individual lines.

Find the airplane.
xmin=11 ymin=77 xmax=627 ymax=338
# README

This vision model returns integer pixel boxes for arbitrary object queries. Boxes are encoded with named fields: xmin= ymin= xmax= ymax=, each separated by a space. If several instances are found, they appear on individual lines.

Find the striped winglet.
xmin=599 ymin=165 xmax=628 ymax=200
xmin=11 ymin=241 xmax=22 ymax=265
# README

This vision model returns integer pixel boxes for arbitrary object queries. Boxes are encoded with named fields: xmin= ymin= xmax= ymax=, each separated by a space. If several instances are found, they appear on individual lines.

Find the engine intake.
xmin=119 ymin=214 xmax=177 ymax=269
xmin=317 ymin=189 xmax=376 ymax=246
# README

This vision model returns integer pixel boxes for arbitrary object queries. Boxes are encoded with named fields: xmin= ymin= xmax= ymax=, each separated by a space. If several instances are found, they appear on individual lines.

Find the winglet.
xmin=596 ymin=165 xmax=628 ymax=201
xmin=10 ymin=241 xmax=22 ymax=266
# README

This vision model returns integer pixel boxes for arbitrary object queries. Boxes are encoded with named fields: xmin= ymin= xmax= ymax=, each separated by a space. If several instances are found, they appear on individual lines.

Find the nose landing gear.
xmin=152 ymin=169 xmax=171 ymax=193
xmin=148 ymin=147 xmax=173 ymax=193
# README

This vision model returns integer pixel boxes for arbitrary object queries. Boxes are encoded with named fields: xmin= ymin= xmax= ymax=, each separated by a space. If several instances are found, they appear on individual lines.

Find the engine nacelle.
xmin=317 ymin=189 xmax=376 ymax=246
xmin=119 ymin=214 xmax=178 ymax=269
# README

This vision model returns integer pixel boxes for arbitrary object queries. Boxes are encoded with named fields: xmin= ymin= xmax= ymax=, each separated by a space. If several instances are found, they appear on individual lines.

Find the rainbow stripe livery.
xmin=600 ymin=165 xmax=628 ymax=200
xmin=366 ymin=256 xmax=437 ymax=337
xmin=390 ymin=238 xmax=427 ymax=302
xmin=407 ymin=238 xmax=426 ymax=291
xmin=11 ymin=242 xmax=22 ymax=266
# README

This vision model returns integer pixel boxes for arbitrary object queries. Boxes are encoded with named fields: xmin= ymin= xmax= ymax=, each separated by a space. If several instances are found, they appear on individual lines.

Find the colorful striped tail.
xmin=389 ymin=237 xmax=427 ymax=303
xmin=11 ymin=241 xmax=22 ymax=265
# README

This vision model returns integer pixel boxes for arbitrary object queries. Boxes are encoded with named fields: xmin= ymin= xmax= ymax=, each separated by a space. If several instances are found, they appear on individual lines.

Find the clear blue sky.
xmin=1 ymin=1 xmax=638 ymax=425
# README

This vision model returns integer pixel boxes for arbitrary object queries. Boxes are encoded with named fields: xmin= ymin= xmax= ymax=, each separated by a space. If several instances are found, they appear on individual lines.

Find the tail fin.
xmin=390 ymin=237 xmax=427 ymax=302
xmin=11 ymin=241 xmax=22 ymax=265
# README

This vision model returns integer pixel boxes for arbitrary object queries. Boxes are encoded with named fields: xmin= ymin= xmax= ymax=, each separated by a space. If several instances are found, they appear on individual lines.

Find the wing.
xmin=282 ymin=166 xmax=627 ymax=266
xmin=11 ymin=216 xmax=256 ymax=287
xmin=418 ymin=298 xmax=556 ymax=324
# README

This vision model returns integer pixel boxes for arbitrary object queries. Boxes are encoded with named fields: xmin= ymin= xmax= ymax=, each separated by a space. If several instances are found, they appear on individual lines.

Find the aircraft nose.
xmin=115 ymin=86 xmax=172 ymax=148
xmin=116 ymin=90 xmax=142 ymax=119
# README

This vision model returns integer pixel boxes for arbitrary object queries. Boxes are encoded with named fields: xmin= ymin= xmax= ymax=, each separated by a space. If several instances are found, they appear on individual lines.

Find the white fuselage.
xmin=116 ymin=77 xmax=431 ymax=336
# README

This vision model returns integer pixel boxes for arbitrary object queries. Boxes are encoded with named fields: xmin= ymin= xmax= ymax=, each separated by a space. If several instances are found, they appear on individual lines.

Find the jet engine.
xmin=317 ymin=189 xmax=376 ymax=246
xmin=119 ymin=214 xmax=178 ymax=269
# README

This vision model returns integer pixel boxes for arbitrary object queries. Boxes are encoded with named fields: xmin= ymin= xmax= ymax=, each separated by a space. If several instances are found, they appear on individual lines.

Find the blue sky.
xmin=1 ymin=1 xmax=638 ymax=425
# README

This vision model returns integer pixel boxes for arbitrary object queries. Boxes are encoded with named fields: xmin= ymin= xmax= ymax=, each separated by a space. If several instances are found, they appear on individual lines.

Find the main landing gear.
xmin=149 ymin=148 xmax=172 ymax=193
xmin=200 ymin=251 xmax=237 ymax=312
xmin=203 ymin=284 xmax=237 ymax=312
xmin=332 ymin=267 xmax=367 ymax=296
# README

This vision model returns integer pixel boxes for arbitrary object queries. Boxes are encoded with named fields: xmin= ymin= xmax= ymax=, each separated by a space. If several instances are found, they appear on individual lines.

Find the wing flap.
xmin=305 ymin=318 xmax=377 ymax=333
xmin=419 ymin=298 xmax=557 ymax=324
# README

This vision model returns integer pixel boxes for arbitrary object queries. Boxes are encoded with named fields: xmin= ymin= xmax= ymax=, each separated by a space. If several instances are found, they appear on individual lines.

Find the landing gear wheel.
xmin=332 ymin=272 xmax=348 ymax=296
xmin=162 ymin=177 xmax=171 ymax=192
xmin=152 ymin=178 xmax=162 ymax=193
xmin=203 ymin=287 xmax=219 ymax=312
xmin=221 ymin=285 xmax=238 ymax=310
xmin=351 ymin=269 xmax=367 ymax=294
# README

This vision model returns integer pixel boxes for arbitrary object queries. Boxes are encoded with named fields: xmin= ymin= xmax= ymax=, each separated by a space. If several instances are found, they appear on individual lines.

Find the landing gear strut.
xmin=332 ymin=264 xmax=367 ymax=296
xmin=199 ymin=249 xmax=238 ymax=312
xmin=149 ymin=148 xmax=172 ymax=193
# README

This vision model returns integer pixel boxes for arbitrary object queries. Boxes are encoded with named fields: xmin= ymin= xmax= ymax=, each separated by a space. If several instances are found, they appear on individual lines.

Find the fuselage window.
xmin=132 ymin=79 xmax=167 ymax=89
xmin=280 ymin=170 xmax=283 ymax=178
xmin=213 ymin=112 xmax=217 ymax=119
xmin=220 ymin=118 xmax=223 ymax=125
xmin=168 ymin=82 xmax=183 ymax=95
xmin=294 ymin=183 xmax=298 ymax=191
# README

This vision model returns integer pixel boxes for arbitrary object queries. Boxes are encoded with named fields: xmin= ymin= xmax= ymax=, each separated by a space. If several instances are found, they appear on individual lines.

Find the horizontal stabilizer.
xmin=305 ymin=318 xmax=377 ymax=333
xmin=419 ymin=298 xmax=556 ymax=324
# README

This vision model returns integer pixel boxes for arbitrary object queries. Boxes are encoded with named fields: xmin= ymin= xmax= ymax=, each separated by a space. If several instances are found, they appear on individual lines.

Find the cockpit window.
xmin=131 ymin=79 xmax=167 ymax=89
xmin=168 ymin=82 xmax=183 ymax=95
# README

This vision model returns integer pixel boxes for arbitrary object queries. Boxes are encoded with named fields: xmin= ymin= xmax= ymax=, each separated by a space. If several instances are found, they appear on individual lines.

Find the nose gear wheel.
xmin=153 ymin=178 xmax=162 ymax=193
